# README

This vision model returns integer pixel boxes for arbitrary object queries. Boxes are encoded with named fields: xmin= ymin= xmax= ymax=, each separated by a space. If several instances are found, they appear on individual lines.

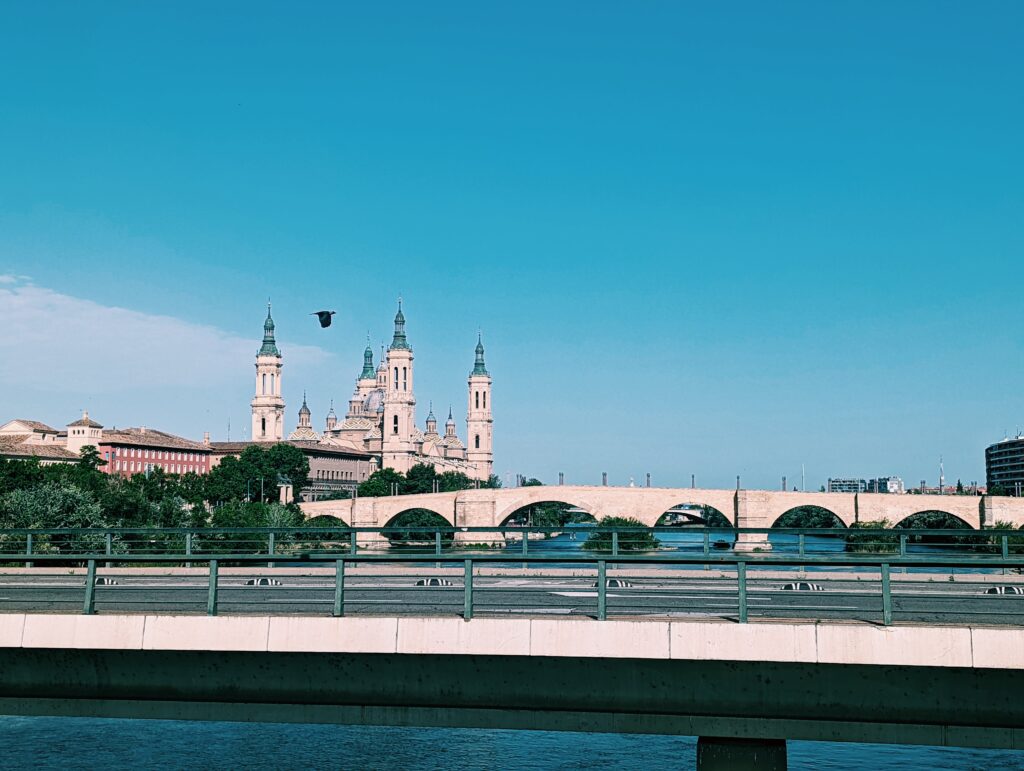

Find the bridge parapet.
xmin=299 ymin=486 xmax=1024 ymax=532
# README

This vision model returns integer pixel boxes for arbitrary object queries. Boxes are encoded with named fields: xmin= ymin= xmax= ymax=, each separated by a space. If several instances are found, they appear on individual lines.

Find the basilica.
xmin=250 ymin=301 xmax=494 ymax=484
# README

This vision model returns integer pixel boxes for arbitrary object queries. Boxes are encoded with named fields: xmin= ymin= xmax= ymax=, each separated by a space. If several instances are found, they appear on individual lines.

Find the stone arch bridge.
xmin=300 ymin=486 xmax=1024 ymax=549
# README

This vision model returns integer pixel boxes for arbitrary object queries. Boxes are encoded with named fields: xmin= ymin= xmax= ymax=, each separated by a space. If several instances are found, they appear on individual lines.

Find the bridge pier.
xmin=733 ymin=491 xmax=772 ymax=552
xmin=697 ymin=737 xmax=787 ymax=770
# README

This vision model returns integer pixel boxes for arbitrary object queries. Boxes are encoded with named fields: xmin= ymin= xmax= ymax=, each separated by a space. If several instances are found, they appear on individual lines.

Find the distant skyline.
xmin=1 ymin=3 xmax=1021 ymax=490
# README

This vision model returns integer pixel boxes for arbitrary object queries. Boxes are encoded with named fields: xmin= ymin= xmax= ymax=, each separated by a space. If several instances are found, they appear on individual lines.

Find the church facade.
xmin=251 ymin=301 xmax=493 ymax=484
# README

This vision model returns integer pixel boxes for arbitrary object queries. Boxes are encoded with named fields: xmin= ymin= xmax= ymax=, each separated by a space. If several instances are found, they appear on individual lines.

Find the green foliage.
xmin=383 ymin=508 xmax=453 ymax=546
xmin=484 ymin=474 xmax=502 ymax=489
xmin=0 ymin=482 xmax=107 ymax=553
xmin=773 ymin=506 xmax=844 ymax=529
xmin=521 ymin=478 xmax=544 ymax=487
xmin=357 ymin=465 xmax=482 ymax=497
xmin=204 ymin=443 xmax=310 ymax=504
xmin=583 ymin=516 xmax=660 ymax=552
xmin=844 ymin=519 xmax=899 ymax=553
xmin=357 ymin=467 xmax=406 ymax=497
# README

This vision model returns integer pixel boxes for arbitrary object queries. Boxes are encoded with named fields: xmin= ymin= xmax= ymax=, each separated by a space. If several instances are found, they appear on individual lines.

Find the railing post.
xmin=435 ymin=531 xmax=442 ymax=556
xmin=26 ymin=532 xmax=33 ymax=569
xmin=83 ymin=559 xmax=96 ymax=615
xmin=737 ymin=561 xmax=747 ymax=623
xmin=105 ymin=532 xmax=113 ymax=569
xmin=881 ymin=563 xmax=892 ymax=626
xmin=268 ymin=531 xmax=276 ymax=569
xmin=185 ymin=531 xmax=193 ymax=569
xmin=703 ymin=530 xmax=710 ymax=570
xmin=464 ymin=559 xmax=474 ymax=621
xmin=899 ymin=534 xmax=907 ymax=557
xmin=207 ymin=560 xmax=218 ymax=616
xmin=1002 ymin=535 xmax=1010 ymax=560
xmin=597 ymin=560 xmax=607 ymax=620
xmin=350 ymin=530 xmax=358 ymax=555
xmin=333 ymin=559 xmax=345 ymax=617
xmin=798 ymin=533 xmax=805 ymax=557
xmin=611 ymin=531 xmax=619 ymax=557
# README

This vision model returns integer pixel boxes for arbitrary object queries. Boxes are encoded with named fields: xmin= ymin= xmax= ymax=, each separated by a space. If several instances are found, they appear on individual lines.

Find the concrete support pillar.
xmin=697 ymin=737 xmax=787 ymax=770
xmin=734 ymin=490 xmax=772 ymax=552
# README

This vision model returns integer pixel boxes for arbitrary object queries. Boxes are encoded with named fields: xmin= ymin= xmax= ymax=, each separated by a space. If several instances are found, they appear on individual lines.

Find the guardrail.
xmin=0 ymin=525 xmax=1021 ymax=561
xmin=0 ymin=551 xmax=1022 ymax=626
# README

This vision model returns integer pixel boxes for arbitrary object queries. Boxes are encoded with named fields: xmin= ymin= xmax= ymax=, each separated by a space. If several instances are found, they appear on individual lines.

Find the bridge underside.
xmin=0 ymin=649 xmax=1021 ymax=750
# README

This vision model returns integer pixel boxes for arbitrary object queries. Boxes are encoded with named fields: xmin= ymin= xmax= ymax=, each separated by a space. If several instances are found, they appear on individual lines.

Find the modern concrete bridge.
xmin=301 ymin=485 xmax=1024 ymax=549
xmin=0 ymin=614 xmax=1022 ymax=768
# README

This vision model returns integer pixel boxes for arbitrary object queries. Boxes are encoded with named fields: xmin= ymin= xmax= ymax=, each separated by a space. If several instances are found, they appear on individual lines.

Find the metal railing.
xmin=0 ymin=551 xmax=1022 ymax=626
xmin=0 ymin=525 xmax=1021 ymax=561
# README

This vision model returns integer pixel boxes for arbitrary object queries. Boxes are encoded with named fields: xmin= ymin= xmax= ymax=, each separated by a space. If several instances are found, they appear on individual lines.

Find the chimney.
xmin=140 ymin=426 xmax=146 ymax=435
xmin=203 ymin=431 xmax=211 ymax=446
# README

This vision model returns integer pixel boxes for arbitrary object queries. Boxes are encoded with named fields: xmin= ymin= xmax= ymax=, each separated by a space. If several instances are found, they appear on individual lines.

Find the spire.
xmin=471 ymin=331 xmax=488 ymax=375
xmin=360 ymin=334 xmax=376 ymax=379
xmin=427 ymin=400 xmax=436 ymax=421
xmin=327 ymin=399 xmax=336 ymax=418
xmin=390 ymin=297 xmax=410 ymax=350
xmin=258 ymin=302 xmax=280 ymax=356
xmin=299 ymin=391 xmax=310 ymax=416
xmin=426 ymin=401 xmax=437 ymax=433
xmin=445 ymin=405 xmax=456 ymax=437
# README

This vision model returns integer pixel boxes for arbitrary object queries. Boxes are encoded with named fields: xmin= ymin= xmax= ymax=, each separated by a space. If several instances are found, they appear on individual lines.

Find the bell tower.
xmin=466 ymin=333 xmax=493 ymax=480
xmin=382 ymin=299 xmax=417 ymax=472
xmin=251 ymin=303 xmax=285 ymax=442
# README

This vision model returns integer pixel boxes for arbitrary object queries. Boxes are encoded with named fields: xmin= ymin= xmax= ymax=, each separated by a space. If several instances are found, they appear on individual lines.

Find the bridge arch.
xmin=493 ymin=491 xmax=598 ymax=529
xmin=381 ymin=507 xmax=454 ymax=546
xmin=498 ymin=500 xmax=597 ymax=529
xmin=771 ymin=505 xmax=847 ymax=529
xmin=654 ymin=503 xmax=732 ymax=528
xmin=893 ymin=510 xmax=976 ymax=531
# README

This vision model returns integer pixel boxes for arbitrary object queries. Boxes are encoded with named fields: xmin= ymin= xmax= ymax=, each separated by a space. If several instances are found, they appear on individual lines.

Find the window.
xmin=402 ymin=367 xmax=407 ymax=391
xmin=475 ymin=392 xmax=479 ymax=409
xmin=261 ymin=417 xmax=266 ymax=436
xmin=474 ymin=434 xmax=480 ymax=449
xmin=394 ymin=368 xmax=399 ymax=390
xmin=393 ymin=415 xmax=399 ymax=434
xmin=263 ymin=373 xmax=267 ymax=393
xmin=483 ymin=392 xmax=487 ymax=409
xmin=270 ymin=374 xmax=275 ymax=393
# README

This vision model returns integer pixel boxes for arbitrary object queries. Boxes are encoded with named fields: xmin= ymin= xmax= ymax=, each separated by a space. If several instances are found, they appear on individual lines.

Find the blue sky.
xmin=1 ymin=2 xmax=1021 ymax=490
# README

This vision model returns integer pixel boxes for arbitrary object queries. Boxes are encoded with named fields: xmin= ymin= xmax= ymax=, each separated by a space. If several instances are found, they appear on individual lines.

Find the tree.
xmin=437 ymin=470 xmax=474 ymax=492
xmin=404 ymin=463 xmax=438 ymax=494
xmin=484 ymin=474 xmax=502 ymax=489
xmin=0 ymin=482 xmax=106 ymax=553
xmin=203 ymin=444 xmax=310 ymax=505
xmin=583 ymin=516 xmax=660 ymax=552
xmin=357 ymin=468 xmax=406 ymax=497
xmin=0 ymin=457 xmax=45 ymax=494
xmin=956 ymin=479 xmax=964 ymax=494
xmin=989 ymin=483 xmax=1008 ymax=497
xmin=521 ymin=478 xmax=543 ymax=487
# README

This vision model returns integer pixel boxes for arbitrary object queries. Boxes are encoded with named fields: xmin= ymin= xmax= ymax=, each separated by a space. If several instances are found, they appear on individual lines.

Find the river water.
xmin=0 ymin=717 xmax=1020 ymax=770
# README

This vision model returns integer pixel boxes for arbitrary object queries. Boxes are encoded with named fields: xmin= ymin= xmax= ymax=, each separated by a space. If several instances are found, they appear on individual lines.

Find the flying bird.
xmin=311 ymin=311 xmax=336 ymax=328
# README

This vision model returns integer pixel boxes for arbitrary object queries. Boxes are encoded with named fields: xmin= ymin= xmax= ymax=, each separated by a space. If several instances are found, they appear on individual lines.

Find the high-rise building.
xmin=826 ymin=478 xmax=867 ymax=493
xmin=986 ymin=436 xmax=1024 ymax=497
xmin=867 ymin=476 xmax=905 ymax=494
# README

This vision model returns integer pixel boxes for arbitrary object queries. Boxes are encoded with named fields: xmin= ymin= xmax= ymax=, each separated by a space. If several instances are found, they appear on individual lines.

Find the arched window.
xmin=475 ymin=391 xmax=479 ymax=408
xmin=270 ymin=373 xmax=275 ymax=393
xmin=402 ymin=367 xmax=407 ymax=391
xmin=483 ymin=392 xmax=487 ymax=409
xmin=393 ymin=415 xmax=399 ymax=434
xmin=261 ymin=417 xmax=266 ymax=436
xmin=475 ymin=434 xmax=480 ymax=449
xmin=262 ymin=374 xmax=267 ymax=393
xmin=394 ymin=368 xmax=399 ymax=390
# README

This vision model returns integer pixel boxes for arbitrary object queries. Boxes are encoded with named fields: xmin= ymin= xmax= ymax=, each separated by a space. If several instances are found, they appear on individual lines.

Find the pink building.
xmin=98 ymin=427 xmax=212 ymax=477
